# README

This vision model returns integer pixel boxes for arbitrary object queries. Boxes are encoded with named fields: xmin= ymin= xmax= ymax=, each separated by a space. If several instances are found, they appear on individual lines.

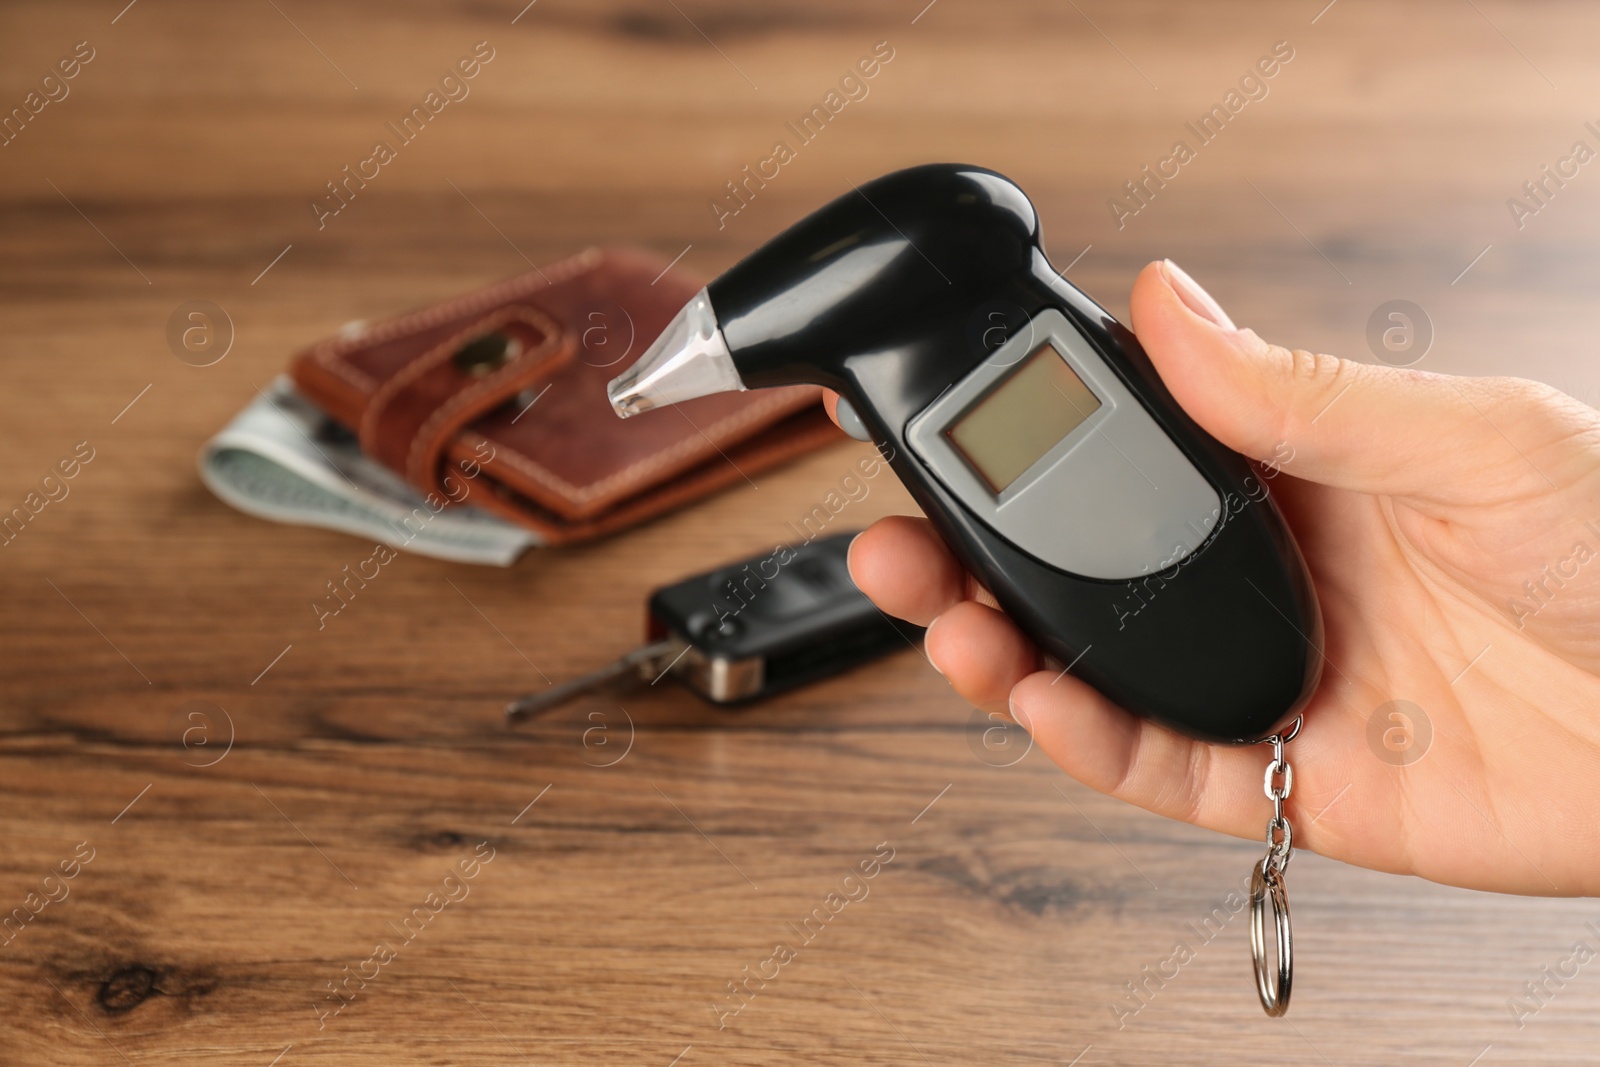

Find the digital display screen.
xmin=944 ymin=344 xmax=1101 ymax=493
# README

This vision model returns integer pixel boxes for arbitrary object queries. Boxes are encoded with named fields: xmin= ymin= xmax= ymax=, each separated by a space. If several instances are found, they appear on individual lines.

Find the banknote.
xmin=198 ymin=378 xmax=537 ymax=566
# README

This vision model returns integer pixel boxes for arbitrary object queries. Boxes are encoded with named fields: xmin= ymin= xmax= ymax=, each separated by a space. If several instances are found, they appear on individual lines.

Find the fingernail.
xmin=1007 ymin=692 xmax=1034 ymax=735
xmin=845 ymin=530 xmax=865 ymax=586
xmin=1161 ymin=259 xmax=1236 ymax=331
xmin=924 ymin=614 xmax=945 ymax=677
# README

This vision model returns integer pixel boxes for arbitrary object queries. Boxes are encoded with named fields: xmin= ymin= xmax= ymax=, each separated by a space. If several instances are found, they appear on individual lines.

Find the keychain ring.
xmin=1250 ymin=860 xmax=1293 ymax=1016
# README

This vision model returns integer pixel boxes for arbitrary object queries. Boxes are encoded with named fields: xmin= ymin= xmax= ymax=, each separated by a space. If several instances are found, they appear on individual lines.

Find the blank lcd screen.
xmin=944 ymin=344 xmax=1101 ymax=493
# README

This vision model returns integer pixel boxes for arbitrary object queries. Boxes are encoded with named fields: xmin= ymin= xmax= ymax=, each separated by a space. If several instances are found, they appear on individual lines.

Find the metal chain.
xmin=1250 ymin=714 xmax=1301 ymax=1018
xmin=1261 ymin=716 xmax=1299 ymax=872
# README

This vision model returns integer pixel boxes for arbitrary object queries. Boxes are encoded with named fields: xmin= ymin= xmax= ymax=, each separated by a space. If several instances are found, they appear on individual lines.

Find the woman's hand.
xmin=831 ymin=260 xmax=1600 ymax=896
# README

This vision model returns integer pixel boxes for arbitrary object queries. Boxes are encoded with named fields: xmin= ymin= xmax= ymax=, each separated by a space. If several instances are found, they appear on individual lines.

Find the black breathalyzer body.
xmin=610 ymin=163 xmax=1322 ymax=743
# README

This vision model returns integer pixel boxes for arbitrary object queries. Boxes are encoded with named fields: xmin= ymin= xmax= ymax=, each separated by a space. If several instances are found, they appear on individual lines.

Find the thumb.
xmin=1129 ymin=259 xmax=1537 ymax=502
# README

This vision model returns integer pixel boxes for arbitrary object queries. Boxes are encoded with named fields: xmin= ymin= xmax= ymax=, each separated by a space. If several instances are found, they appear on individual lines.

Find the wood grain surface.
xmin=3 ymin=1 xmax=1600 ymax=1063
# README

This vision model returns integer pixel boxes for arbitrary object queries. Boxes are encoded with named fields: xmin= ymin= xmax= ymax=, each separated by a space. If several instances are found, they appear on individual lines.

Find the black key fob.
xmin=647 ymin=531 xmax=923 ymax=703
xmin=506 ymin=531 xmax=924 ymax=722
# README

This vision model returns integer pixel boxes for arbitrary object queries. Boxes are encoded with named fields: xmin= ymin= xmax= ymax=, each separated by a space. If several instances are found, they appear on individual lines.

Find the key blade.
xmin=505 ymin=639 xmax=681 ymax=724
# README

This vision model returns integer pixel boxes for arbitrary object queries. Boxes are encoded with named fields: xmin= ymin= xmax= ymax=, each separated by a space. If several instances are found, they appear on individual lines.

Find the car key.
xmin=505 ymin=639 xmax=682 ymax=721
xmin=505 ymin=531 xmax=922 ymax=723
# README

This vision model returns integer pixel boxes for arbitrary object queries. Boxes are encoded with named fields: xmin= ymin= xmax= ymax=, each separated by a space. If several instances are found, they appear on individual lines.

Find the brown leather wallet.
xmin=289 ymin=246 xmax=840 ymax=544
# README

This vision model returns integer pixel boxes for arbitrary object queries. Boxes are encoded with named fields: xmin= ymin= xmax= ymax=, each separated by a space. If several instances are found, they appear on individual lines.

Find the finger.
xmin=1129 ymin=259 xmax=1574 ymax=504
xmin=1009 ymin=669 xmax=1289 ymax=842
xmin=848 ymin=516 xmax=980 ymax=625
xmin=924 ymin=600 xmax=1039 ymax=712
xmin=822 ymin=389 xmax=841 ymax=426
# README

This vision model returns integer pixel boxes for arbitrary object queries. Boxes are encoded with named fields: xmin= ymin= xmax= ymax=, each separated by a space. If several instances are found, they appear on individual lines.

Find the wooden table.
xmin=4 ymin=1 xmax=1599 ymax=1063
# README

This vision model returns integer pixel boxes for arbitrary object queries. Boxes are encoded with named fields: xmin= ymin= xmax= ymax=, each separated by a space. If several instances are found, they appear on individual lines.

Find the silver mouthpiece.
xmin=606 ymin=288 xmax=744 ymax=418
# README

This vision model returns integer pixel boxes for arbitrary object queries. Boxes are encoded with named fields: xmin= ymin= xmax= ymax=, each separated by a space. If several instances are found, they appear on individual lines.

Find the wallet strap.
xmin=359 ymin=303 xmax=573 ymax=496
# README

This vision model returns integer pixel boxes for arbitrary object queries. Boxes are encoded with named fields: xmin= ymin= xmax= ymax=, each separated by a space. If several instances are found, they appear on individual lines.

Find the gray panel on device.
xmin=905 ymin=309 xmax=1221 ymax=580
